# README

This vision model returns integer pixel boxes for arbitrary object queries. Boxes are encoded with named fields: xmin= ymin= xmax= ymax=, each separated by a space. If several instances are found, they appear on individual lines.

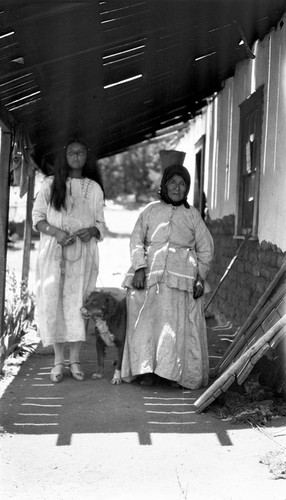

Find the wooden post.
xmin=21 ymin=170 xmax=35 ymax=286
xmin=0 ymin=128 xmax=12 ymax=337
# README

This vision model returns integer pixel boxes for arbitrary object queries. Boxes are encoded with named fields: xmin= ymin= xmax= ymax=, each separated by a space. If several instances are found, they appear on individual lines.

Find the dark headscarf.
xmin=159 ymin=164 xmax=191 ymax=208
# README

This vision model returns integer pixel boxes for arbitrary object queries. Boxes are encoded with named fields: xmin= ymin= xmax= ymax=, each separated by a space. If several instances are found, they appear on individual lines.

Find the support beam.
xmin=22 ymin=170 xmax=35 ymax=286
xmin=0 ymin=127 xmax=12 ymax=337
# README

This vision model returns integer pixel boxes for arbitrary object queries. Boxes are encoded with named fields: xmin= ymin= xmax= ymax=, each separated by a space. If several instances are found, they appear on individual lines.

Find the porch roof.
xmin=0 ymin=0 xmax=285 ymax=160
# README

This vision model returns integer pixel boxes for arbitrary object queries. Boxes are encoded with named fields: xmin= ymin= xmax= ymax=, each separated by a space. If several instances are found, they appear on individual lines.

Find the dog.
xmin=80 ymin=288 xmax=127 ymax=384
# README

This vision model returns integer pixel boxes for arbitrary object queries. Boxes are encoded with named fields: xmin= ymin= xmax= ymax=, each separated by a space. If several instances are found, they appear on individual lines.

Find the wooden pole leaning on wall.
xmin=194 ymin=313 xmax=286 ymax=413
xmin=204 ymin=232 xmax=251 ymax=313
xmin=21 ymin=169 xmax=35 ymax=286
xmin=213 ymin=259 xmax=286 ymax=377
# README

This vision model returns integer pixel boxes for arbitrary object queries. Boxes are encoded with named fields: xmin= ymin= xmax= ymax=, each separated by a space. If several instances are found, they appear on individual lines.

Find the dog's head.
xmin=80 ymin=291 xmax=117 ymax=321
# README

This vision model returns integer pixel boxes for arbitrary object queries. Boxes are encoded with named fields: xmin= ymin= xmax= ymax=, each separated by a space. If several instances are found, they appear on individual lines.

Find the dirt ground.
xmin=1 ymin=202 xmax=286 ymax=500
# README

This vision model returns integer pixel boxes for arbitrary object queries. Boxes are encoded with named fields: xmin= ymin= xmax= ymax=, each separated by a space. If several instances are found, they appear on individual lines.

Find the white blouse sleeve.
xmin=32 ymin=177 xmax=52 ymax=231
xmin=193 ymin=210 xmax=214 ymax=280
xmin=129 ymin=209 xmax=148 ymax=271
xmin=93 ymin=187 xmax=106 ymax=241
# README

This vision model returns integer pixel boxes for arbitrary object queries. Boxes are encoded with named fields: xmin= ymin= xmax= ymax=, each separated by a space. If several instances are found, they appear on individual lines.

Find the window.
xmin=236 ymin=86 xmax=263 ymax=237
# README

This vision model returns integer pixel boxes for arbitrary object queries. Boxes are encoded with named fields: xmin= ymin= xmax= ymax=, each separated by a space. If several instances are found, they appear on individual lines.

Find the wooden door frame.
xmin=235 ymin=85 xmax=264 ymax=237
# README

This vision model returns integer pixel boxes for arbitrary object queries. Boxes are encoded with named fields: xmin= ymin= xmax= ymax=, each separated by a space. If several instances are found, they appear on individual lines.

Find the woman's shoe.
xmin=50 ymin=363 xmax=65 ymax=383
xmin=69 ymin=362 xmax=85 ymax=381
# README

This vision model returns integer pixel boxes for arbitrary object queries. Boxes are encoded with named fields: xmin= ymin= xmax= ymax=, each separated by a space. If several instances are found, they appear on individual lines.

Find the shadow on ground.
xmin=1 ymin=317 xmax=272 ymax=449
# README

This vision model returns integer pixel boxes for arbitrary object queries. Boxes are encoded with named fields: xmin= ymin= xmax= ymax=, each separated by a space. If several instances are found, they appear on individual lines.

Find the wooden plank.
xmin=269 ymin=326 xmax=286 ymax=349
xmin=261 ymin=308 xmax=281 ymax=333
xmin=218 ymin=302 xmax=283 ymax=375
xmin=21 ymin=171 xmax=35 ymax=286
xmin=194 ymin=314 xmax=286 ymax=412
xmin=238 ymin=286 xmax=286 ymax=340
xmin=245 ymin=325 xmax=265 ymax=349
xmin=215 ymin=278 xmax=286 ymax=375
xmin=276 ymin=296 xmax=286 ymax=316
xmin=218 ymin=335 xmax=246 ymax=374
xmin=195 ymin=394 xmax=217 ymax=414
xmin=0 ymin=128 xmax=12 ymax=339
xmin=236 ymin=343 xmax=270 ymax=385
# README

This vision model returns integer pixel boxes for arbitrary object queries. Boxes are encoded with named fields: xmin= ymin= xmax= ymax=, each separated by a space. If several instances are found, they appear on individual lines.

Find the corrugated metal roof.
xmin=0 ymin=0 xmax=285 ymax=161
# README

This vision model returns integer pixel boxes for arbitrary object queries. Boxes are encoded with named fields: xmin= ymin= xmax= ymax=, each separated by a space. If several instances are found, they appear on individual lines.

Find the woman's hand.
xmin=55 ymin=229 xmax=75 ymax=246
xmin=193 ymin=276 xmax=204 ymax=299
xmin=75 ymin=227 xmax=100 ymax=242
xmin=132 ymin=268 xmax=146 ymax=290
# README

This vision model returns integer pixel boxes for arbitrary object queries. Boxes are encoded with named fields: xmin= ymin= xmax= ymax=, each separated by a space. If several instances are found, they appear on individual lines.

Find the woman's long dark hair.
xmin=50 ymin=137 xmax=105 ymax=210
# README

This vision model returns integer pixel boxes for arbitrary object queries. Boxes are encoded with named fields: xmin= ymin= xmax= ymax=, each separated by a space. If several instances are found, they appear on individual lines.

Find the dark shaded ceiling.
xmin=0 ymin=0 xmax=285 ymax=161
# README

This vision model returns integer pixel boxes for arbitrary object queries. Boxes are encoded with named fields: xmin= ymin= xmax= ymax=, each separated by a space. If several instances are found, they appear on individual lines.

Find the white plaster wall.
xmin=177 ymin=12 xmax=286 ymax=250
xmin=176 ymin=114 xmax=206 ymax=205
xmin=258 ymin=20 xmax=286 ymax=250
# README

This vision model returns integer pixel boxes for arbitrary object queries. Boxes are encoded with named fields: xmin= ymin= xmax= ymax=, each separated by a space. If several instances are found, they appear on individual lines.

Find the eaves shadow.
xmin=0 ymin=329 xmax=260 ymax=449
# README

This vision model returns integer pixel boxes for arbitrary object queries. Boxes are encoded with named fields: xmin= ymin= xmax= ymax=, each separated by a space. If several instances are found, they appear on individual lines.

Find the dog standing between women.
xmin=80 ymin=288 xmax=127 ymax=384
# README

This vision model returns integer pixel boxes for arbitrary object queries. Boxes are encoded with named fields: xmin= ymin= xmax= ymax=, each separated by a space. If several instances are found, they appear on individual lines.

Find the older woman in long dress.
xmin=121 ymin=164 xmax=214 ymax=389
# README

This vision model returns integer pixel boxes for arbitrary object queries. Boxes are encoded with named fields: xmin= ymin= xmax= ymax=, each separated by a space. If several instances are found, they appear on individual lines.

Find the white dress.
xmin=121 ymin=201 xmax=214 ymax=389
xmin=32 ymin=176 xmax=106 ymax=347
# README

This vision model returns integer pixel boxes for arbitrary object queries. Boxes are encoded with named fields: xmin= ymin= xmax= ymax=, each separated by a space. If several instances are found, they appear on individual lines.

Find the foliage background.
xmin=98 ymin=134 xmax=179 ymax=202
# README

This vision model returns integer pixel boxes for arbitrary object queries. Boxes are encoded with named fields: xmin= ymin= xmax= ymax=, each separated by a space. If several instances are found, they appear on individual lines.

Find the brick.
xmin=251 ymin=264 xmax=260 ymax=277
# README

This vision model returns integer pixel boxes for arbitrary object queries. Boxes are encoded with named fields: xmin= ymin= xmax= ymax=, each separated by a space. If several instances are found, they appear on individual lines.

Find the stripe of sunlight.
xmin=28 ymin=365 xmax=59 ymax=386
xmin=25 ymin=397 xmax=64 ymax=400
xmin=9 ymin=97 xmax=41 ymax=112
xmin=104 ymin=74 xmax=142 ymax=89
xmin=14 ymin=423 xmax=59 ymax=426
xmin=151 ymin=221 xmax=169 ymax=239
xmin=21 ymin=403 xmax=62 ymax=407
xmin=18 ymin=413 xmax=59 ymax=416
xmin=103 ymin=44 xmax=146 ymax=60
xmin=7 ymin=90 xmax=41 ymax=106
xmin=32 ymin=383 xmax=55 ymax=387
xmin=224 ymin=82 xmax=233 ymax=202
xmin=103 ymin=52 xmax=144 ymax=66
xmin=263 ymin=34 xmax=272 ymax=175
xmin=250 ymin=40 xmax=258 ymax=95
xmin=144 ymin=393 xmax=197 ymax=424
xmin=143 ymin=396 xmax=197 ymax=400
xmin=29 ymin=364 xmax=65 ymax=383
xmin=203 ymin=100 xmax=213 ymax=201
xmin=0 ymin=31 xmax=14 ymax=39
xmin=210 ymin=96 xmax=218 ymax=210
xmin=195 ymin=52 xmax=216 ymax=62
xmin=273 ymin=42 xmax=282 ymax=173
xmin=15 ymin=397 xmax=63 ymax=426
xmin=148 ymin=421 xmax=197 ymax=425
xmin=0 ymin=73 xmax=33 ymax=87
xmin=146 ymin=411 xmax=196 ymax=414
xmin=144 ymin=402 xmax=194 ymax=407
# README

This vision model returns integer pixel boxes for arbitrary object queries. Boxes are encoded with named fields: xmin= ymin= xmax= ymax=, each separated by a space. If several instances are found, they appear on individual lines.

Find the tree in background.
xmin=99 ymin=133 xmax=180 ymax=202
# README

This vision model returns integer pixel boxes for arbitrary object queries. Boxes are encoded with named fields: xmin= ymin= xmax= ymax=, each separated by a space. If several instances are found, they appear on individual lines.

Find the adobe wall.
xmin=206 ymin=214 xmax=286 ymax=327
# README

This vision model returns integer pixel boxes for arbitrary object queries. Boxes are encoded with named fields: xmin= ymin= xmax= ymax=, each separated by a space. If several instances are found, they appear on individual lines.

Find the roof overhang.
xmin=0 ymin=0 xmax=285 ymax=160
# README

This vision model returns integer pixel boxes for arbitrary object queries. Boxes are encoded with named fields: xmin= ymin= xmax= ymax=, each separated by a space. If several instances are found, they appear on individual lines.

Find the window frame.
xmin=235 ymin=85 xmax=264 ymax=238
xmin=194 ymin=134 xmax=206 ymax=219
